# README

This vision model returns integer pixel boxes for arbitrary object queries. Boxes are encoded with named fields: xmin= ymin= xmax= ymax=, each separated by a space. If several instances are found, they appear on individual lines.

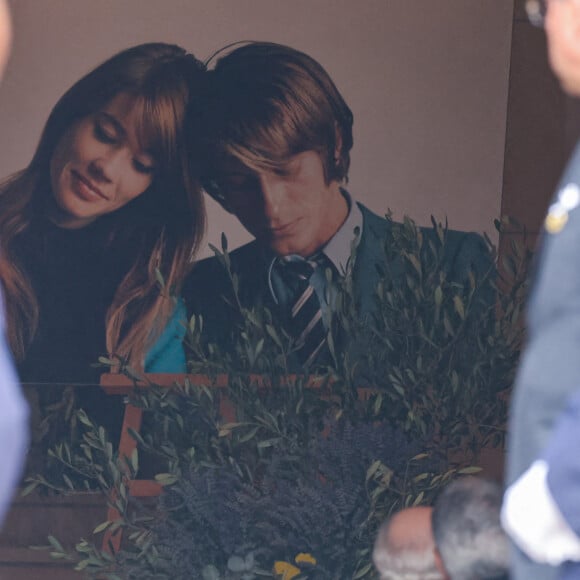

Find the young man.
xmin=185 ymin=42 xmax=490 ymax=367
xmin=505 ymin=1 xmax=580 ymax=578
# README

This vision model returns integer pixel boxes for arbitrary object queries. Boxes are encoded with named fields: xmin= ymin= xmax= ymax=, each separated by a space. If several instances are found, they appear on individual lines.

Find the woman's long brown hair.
xmin=0 ymin=43 xmax=206 ymax=370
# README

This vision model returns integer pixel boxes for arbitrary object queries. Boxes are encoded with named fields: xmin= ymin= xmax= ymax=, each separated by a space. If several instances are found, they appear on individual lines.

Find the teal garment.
xmin=144 ymin=298 xmax=187 ymax=373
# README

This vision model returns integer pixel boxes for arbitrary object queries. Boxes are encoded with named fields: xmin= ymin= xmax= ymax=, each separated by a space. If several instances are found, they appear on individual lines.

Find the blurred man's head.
xmin=432 ymin=478 xmax=509 ymax=580
xmin=542 ymin=0 xmax=580 ymax=96
xmin=373 ymin=506 xmax=443 ymax=580
xmin=0 ymin=0 xmax=11 ymax=79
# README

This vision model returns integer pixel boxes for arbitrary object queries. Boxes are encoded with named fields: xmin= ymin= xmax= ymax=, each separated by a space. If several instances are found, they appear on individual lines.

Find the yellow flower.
xmin=295 ymin=553 xmax=317 ymax=566
xmin=273 ymin=560 xmax=301 ymax=579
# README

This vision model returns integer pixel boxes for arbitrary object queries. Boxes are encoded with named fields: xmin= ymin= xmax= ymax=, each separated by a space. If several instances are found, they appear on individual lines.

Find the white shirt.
xmin=502 ymin=460 xmax=580 ymax=566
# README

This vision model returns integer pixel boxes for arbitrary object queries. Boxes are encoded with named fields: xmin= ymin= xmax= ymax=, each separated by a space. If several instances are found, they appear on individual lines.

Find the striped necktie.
xmin=276 ymin=254 xmax=329 ymax=367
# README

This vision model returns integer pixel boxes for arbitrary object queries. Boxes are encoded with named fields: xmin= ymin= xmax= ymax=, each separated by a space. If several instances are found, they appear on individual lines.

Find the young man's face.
xmin=208 ymin=150 xmax=348 ymax=257
xmin=545 ymin=0 xmax=580 ymax=96
xmin=0 ymin=0 xmax=12 ymax=80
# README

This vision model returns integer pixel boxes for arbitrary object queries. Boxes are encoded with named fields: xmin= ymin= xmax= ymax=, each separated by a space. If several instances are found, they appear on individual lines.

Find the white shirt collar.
xmin=320 ymin=188 xmax=363 ymax=275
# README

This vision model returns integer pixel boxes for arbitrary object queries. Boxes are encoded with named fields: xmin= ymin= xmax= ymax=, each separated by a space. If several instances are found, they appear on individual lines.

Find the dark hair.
xmin=432 ymin=478 xmax=509 ymax=580
xmin=0 ymin=43 xmax=206 ymax=366
xmin=192 ymin=41 xmax=354 ymax=195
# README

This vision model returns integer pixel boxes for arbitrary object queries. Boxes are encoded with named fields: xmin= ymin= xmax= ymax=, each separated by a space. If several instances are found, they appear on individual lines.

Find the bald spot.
xmin=384 ymin=506 xmax=435 ymax=552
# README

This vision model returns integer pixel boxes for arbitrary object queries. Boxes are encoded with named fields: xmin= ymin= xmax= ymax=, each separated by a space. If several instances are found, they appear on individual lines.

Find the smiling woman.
xmin=49 ymin=92 xmax=158 ymax=229
xmin=0 ymin=43 xmax=206 ymax=384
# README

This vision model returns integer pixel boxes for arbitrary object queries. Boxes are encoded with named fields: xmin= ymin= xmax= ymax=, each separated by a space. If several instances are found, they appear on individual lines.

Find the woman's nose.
xmin=88 ymin=147 xmax=130 ymax=183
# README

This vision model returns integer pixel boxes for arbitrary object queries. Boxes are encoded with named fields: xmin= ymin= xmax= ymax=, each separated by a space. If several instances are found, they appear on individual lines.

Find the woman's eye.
xmin=133 ymin=158 xmax=155 ymax=175
xmin=93 ymin=121 xmax=117 ymax=144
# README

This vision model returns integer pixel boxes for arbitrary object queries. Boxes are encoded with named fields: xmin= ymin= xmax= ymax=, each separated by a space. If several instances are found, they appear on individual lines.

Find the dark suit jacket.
xmin=544 ymin=391 xmax=580 ymax=580
xmin=507 ymin=142 xmax=580 ymax=580
xmin=184 ymin=203 xmax=491 ymax=363
xmin=544 ymin=390 xmax=580 ymax=537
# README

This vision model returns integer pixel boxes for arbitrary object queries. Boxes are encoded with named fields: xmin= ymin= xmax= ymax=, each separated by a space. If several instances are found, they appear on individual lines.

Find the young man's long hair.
xmin=193 ymin=41 xmax=354 ymax=193
xmin=0 ymin=43 xmax=206 ymax=368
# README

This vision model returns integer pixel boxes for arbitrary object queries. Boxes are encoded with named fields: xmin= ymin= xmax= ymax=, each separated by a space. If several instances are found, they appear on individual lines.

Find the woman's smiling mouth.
xmin=71 ymin=169 xmax=108 ymax=201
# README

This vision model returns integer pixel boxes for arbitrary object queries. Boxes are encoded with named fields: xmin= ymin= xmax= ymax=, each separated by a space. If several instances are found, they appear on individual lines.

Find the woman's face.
xmin=49 ymin=92 xmax=157 ymax=229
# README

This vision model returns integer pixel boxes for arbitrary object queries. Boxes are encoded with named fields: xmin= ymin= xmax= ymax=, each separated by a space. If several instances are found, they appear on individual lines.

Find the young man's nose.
xmin=258 ymin=172 xmax=286 ymax=220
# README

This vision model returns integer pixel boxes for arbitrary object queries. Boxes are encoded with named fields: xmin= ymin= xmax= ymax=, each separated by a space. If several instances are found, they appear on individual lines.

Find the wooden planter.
xmin=0 ymin=490 xmax=105 ymax=579
xmin=98 ymin=372 xmax=504 ymax=552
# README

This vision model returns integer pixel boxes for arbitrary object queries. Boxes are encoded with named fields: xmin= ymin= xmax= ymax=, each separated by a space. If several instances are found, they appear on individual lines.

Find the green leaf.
xmin=93 ymin=520 xmax=113 ymax=534
xmin=457 ymin=466 xmax=482 ymax=475
xmin=412 ymin=472 xmax=429 ymax=483
xmin=154 ymin=473 xmax=178 ymax=486
xmin=405 ymin=253 xmax=422 ymax=276
xmin=130 ymin=449 xmax=139 ymax=473
xmin=372 ymin=393 xmax=383 ymax=415
xmin=413 ymin=491 xmax=425 ymax=506
xmin=453 ymin=295 xmax=465 ymax=320
xmin=21 ymin=480 xmax=40 ymax=497
xmin=366 ymin=460 xmax=382 ymax=481
xmin=353 ymin=562 xmax=373 ymax=579
xmin=77 ymin=409 xmax=93 ymax=428
xmin=257 ymin=438 xmax=281 ymax=448
xmin=238 ymin=426 xmax=260 ymax=443
xmin=47 ymin=535 xmax=65 ymax=553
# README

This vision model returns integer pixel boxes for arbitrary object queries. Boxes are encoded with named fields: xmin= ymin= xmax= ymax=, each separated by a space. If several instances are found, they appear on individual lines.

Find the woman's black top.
xmin=13 ymin=217 xmax=137 ymax=385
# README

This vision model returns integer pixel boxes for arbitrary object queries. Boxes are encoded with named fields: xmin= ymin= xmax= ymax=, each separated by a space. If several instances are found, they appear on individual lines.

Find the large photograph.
xmin=0 ymin=3 xmax=543 ymax=579
xmin=0 ymin=0 xmax=513 ymax=386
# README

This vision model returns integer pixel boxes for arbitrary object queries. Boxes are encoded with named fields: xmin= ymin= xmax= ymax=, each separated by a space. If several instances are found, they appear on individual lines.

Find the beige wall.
xmin=0 ymin=0 xmax=513 ymax=256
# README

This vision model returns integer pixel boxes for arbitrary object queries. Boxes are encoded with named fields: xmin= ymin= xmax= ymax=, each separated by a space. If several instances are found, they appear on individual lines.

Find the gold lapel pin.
xmin=545 ymin=183 xmax=580 ymax=234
